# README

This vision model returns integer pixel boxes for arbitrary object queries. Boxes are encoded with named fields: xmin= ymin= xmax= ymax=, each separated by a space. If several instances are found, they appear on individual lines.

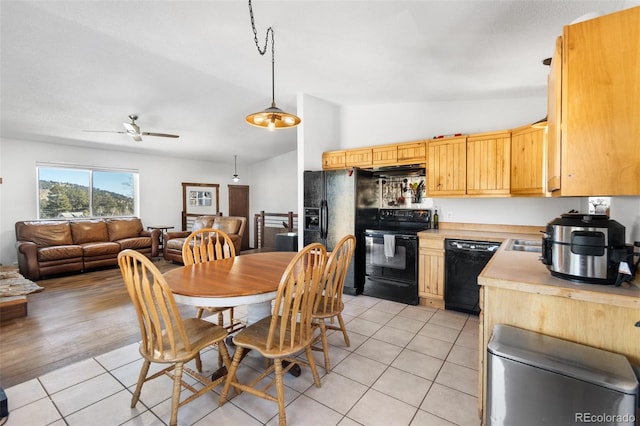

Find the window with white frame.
xmin=37 ymin=164 xmax=138 ymax=219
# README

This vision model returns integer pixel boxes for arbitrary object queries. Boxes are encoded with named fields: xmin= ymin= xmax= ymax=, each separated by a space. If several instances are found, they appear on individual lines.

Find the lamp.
xmin=232 ymin=155 xmax=240 ymax=182
xmin=245 ymin=0 xmax=300 ymax=130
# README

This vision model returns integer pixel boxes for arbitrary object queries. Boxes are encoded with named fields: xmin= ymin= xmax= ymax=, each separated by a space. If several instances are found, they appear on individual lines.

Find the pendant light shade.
xmin=246 ymin=0 xmax=300 ymax=130
xmin=232 ymin=155 xmax=240 ymax=182
xmin=246 ymin=103 xmax=301 ymax=130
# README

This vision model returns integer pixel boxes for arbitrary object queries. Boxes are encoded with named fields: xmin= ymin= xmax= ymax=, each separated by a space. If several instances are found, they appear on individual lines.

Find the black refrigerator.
xmin=303 ymin=168 xmax=378 ymax=295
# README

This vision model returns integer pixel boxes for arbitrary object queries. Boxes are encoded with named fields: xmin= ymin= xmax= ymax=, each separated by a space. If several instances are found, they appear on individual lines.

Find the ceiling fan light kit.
xmin=246 ymin=0 xmax=300 ymax=130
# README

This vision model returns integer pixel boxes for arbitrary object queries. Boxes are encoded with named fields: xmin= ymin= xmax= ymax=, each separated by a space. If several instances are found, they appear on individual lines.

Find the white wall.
xmin=0 ymin=138 xmax=244 ymax=266
xmin=610 ymin=196 xmax=640 ymax=243
xmin=248 ymin=149 xmax=298 ymax=246
xmin=340 ymin=97 xmax=548 ymax=149
xmin=299 ymin=94 xmax=341 ymax=171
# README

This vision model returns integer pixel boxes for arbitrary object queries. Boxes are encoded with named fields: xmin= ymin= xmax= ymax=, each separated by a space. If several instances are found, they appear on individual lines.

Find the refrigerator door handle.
xmin=321 ymin=200 xmax=329 ymax=239
xmin=324 ymin=200 xmax=329 ymax=239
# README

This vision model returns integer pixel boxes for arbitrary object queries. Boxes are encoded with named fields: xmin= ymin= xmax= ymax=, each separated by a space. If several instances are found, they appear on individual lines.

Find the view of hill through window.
xmin=38 ymin=167 xmax=136 ymax=218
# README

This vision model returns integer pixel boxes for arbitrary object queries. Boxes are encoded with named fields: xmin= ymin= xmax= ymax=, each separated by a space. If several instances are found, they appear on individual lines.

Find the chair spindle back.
xmin=118 ymin=249 xmax=191 ymax=360
xmin=182 ymin=228 xmax=236 ymax=265
xmin=316 ymin=235 xmax=356 ymax=315
xmin=267 ymin=243 xmax=327 ymax=352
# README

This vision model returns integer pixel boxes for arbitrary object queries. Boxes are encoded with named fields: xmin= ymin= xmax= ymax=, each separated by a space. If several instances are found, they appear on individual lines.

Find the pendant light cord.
xmin=248 ymin=0 xmax=276 ymax=106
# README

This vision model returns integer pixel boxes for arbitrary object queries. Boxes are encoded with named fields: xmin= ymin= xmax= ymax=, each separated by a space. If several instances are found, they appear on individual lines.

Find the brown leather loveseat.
xmin=15 ymin=217 xmax=160 ymax=280
xmin=163 ymin=215 xmax=247 ymax=263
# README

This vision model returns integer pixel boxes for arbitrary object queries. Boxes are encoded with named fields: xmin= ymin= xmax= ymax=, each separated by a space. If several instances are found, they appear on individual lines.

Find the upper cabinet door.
xmin=559 ymin=7 xmax=640 ymax=195
xmin=322 ymin=151 xmax=346 ymax=170
xmin=546 ymin=36 xmax=562 ymax=193
xmin=345 ymin=148 xmax=373 ymax=168
xmin=511 ymin=126 xmax=545 ymax=196
xmin=466 ymin=131 xmax=511 ymax=196
xmin=397 ymin=141 xmax=427 ymax=165
xmin=428 ymin=136 xmax=467 ymax=196
xmin=372 ymin=144 xmax=398 ymax=166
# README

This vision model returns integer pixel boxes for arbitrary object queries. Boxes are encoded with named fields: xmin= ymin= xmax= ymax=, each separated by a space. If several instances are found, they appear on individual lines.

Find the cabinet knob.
xmin=635 ymin=320 xmax=640 ymax=327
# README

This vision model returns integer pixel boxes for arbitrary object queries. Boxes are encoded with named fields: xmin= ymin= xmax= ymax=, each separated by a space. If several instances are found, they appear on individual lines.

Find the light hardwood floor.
xmin=0 ymin=259 xmax=186 ymax=388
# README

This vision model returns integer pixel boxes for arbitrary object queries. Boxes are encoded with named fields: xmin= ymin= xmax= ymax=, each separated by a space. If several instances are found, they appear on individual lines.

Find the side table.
xmin=147 ymin=226 xmax=175 ymax=253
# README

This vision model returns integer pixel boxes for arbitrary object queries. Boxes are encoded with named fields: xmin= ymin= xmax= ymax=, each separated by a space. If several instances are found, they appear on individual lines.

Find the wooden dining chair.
xmin=182 ymin=228 xmax=243 ymax=333
xmin=219 ymin=243 xmax=328 ymax=426
xmin=117 ymin=249 xmax=233 ymax=426
xmin=312 ymin=234 xmax=356 ymax=371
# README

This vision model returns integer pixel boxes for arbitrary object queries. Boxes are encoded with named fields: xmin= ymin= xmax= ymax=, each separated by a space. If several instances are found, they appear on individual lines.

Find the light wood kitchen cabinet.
xmin=322 ymin=151 xmax=346 ymax=170
xmin=345 ymin=148 xmax=372 ymax=167
xmin=427 ymin=136 xmax=467 ymax=196
xmin=466 ymin=131 xmax=511 ymax=196
xmin=372 ymin=144 xmax=398 ymax=166
xmin=548 ymin=7 xmax=640 ymax=195
xmin=546 ymin=36 xmax=562 ymax=193
xmin=476 ymin=245 xmax=640 ymax=422
xmin=511 ymin=125 xmax=545 ymax=196
xmin=397 ymin=141 xmax=427 ymax=165
xmin=418 ymin=237 xmax=445 ymax=308
xmin=479 ymin=284 xmax=640 ymax=423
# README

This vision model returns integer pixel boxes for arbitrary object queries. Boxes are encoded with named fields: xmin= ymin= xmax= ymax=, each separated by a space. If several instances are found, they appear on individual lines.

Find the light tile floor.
xmin=4 ymin=295 xmax=481 ymax=426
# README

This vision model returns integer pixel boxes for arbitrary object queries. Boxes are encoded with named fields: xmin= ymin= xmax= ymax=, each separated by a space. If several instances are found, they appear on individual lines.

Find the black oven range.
xmin=362 ymin=208 xmax=431 ymax=305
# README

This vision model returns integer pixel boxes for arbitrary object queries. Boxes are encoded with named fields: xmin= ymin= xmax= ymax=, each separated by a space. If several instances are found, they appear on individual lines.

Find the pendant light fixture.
xmin=232 ymin=155 xmax=240 ymax=182
xmin=245 ymin=0 xmax=301 ymax=130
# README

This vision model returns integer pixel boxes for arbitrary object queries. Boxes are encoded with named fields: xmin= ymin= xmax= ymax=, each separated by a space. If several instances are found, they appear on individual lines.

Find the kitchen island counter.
xmin=477 ymin=243 xmax=640 ymax=423
xmin=480 ymin=243 xmax=640 ymax=308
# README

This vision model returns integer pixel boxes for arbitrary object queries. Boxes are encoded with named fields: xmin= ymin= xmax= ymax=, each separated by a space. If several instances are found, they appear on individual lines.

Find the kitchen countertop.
xmin=417 ymin=228 xmax=541 ymax=242
xmin=417 ymin=227 xmax=640 ymax=309
xmin=479 ymin=243 xmax=640 ymax=309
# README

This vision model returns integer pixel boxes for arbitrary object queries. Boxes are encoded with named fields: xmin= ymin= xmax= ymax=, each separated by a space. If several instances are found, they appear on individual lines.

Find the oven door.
xmin=364 ymin=232 xmax=417 ymax=284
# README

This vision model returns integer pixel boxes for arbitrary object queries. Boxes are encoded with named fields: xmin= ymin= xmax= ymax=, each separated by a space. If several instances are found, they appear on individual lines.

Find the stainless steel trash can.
xmin=487 ymin=324 xmax=638 ymax=426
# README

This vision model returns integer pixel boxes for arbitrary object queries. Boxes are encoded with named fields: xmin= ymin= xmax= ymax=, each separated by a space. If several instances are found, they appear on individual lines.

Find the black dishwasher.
xmin=444 ymin=239 xmax=500 ymax=315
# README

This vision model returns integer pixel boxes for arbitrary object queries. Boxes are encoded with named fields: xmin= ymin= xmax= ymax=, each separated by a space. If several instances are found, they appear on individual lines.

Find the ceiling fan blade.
xmin=83 ymin=130 xmax=126 ymax=134
xmin=142 ymin=132 xmax=179 ymax=138
xmin=129 ymin=133 xmax=143 ymax=142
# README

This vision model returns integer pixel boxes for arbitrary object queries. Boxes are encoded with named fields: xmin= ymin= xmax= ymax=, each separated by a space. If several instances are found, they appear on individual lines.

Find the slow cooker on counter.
xmin=540 ymin=213 xmax=632 ymax=285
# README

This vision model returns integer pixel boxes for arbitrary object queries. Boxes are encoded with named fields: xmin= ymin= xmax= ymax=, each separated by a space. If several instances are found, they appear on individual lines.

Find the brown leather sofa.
xmin=163 ymin=215 xmax=247 ymax=263
xmin=15 ymin=217 xmax=160 ymax=280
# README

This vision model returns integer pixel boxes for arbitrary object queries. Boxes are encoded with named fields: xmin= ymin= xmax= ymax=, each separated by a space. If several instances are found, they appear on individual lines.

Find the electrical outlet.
xmin=446 ymin=211 xmax=453 ymax=220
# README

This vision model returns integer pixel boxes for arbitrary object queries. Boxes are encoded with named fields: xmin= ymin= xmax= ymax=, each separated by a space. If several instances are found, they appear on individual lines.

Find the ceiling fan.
xmin=84 ymin=114 xmax=179 ymax=142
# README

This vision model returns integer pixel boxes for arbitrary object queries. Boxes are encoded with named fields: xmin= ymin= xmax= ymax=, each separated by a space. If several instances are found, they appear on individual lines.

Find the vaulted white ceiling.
xmin=1 ymin=1 xmax=636 ymax=164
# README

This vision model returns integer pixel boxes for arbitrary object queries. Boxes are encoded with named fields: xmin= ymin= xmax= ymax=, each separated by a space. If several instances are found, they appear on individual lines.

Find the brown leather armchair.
xmin=163 ymin=215 xmax=246 ymax=263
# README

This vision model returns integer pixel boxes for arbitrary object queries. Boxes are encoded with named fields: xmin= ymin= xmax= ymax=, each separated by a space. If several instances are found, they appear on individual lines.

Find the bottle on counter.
xmin=433 ymin=209 xmax=439 ymax=229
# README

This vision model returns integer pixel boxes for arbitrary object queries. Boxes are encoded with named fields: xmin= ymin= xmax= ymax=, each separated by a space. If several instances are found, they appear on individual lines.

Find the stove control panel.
xmin=379 ymin=208 xmax=431 ymax=224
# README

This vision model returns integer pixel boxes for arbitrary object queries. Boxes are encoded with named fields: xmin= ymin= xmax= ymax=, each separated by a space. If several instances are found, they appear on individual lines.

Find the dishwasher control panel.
xmin=446 ymin=239 xmax=501 ymax=252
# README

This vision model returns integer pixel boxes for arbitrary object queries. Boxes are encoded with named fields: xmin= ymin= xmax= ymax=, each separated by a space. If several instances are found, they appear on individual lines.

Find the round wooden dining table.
xmin=163 ymin=251 xmax=297 ymax=323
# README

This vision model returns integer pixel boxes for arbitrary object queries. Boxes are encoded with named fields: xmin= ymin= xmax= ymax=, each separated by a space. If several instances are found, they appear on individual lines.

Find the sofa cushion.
xmin=71 ymin=220 xmax=109 ymax=244
xmin=212 ymin=217 xmax=241 ymax=234
xmin=37 ymin=245 xmax=83 ymax=261
xmin=81 ymin=242 xmax=121 ymax=257
xmin=16 ymin=221 xmax=73 ymax=247
xmin=119 ymin=236 xmax=152 ymax=251
xmin=107 ymin=218 xmax=143 ymax=242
